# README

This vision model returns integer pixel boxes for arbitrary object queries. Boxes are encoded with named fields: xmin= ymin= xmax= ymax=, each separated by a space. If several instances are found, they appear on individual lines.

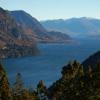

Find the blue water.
xmin=2 ymin=38 xmax=100 ymax=88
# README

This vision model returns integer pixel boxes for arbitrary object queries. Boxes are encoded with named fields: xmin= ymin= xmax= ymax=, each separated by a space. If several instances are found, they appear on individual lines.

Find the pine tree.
xmin=92 ymin=62 xmax=100 ymax=99
xmin=0 ymin=64 xmax=13 ymax=100
xmin=37 ymin=80 xmax=47 ymax=100
xmin=13 ymin=73 xmax=24 ymax=100
xmin=48 ymin=61 xmax=86 ymax=100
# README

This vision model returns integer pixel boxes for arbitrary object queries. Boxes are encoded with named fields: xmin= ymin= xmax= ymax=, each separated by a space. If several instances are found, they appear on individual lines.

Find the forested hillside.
xmin=0 ymin=58 xmax=100 ymax=100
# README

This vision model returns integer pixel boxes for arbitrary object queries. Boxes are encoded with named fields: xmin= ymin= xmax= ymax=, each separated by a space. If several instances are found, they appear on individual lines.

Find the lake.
xmin=2 ymin=38 xmax=100 ymax=88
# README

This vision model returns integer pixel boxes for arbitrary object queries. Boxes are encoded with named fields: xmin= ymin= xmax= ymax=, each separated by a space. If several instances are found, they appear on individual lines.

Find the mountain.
xmin=11 ymin=10 xmax=71 ymax=43
xmin=41 ymin=17 xmax=100 ymax=37
xmin=82 ymin=51 xmax=100 ymax=68
xmin=47 ymin=31 xmax=71 ymax=43
xmin=10 ymin=10 xmax=51 ymax=42
xmin=0 ymin=7 xmax=38 ymax=58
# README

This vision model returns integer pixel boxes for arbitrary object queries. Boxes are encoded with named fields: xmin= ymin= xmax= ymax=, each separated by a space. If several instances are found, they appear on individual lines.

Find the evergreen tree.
xmin=13 ymin=73 xmax=24 ymax=100
xmin=92 ymin=62 xmax=100 ymax=99
xmin=48 ymin=61 xmax=87 ymax=100
xmin=0 ymin=64 xmax=13 ymax=100
xmin=37 ymin=80 xmax=47 ymax=100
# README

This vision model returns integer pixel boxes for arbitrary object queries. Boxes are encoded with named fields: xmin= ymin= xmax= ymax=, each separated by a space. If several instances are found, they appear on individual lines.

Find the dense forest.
xmin=0 ymin=60 xmax=100 ymax=100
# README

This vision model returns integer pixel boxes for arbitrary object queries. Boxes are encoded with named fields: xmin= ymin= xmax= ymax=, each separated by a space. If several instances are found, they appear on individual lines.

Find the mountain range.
xmin=41 ymin=17 xmax=100 ymax=37
xmin=0 ymin=7 xmax=71 ymax=58
xmin=10 ymin=10 xmax=71 ymax=43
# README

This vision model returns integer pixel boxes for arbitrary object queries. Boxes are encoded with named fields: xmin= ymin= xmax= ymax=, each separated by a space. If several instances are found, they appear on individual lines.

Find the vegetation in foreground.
xmin=0 ymin=60 xmax=100 ymax=100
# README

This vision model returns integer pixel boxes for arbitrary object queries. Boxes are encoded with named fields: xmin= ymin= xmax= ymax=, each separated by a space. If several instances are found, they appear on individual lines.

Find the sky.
xmin=0 ymin=0 xmax=100 ymax=20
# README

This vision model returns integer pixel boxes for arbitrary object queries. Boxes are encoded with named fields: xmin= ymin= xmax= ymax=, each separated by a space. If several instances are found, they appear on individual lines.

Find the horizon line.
xmin=1 ymin=7 xmax=100 ymax=21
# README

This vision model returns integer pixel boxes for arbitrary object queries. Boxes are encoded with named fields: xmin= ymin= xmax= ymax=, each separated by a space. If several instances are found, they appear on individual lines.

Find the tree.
xmin=0 ymin=64 xmax=13 ymax=100
xmin=48 ymin=61 xmax=86 ymax=100
xmin=37 ymin=80 xmax=47 ymax=100
xmin=13 ymin=73 xmax=24 ymax=100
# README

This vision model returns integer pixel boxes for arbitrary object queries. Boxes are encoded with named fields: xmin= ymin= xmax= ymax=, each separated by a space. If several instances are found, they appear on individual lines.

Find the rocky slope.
xmin=0 ymin=7 xmax=38 ymax=58
xmin=11 ymin=10 xmax=71 ymax=43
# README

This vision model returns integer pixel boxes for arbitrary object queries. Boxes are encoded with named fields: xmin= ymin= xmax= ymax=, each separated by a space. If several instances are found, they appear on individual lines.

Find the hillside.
xmin=11 ymin=10 xmax=71 ymax=43
xmin=82 ymin=51 xmax=100 ymax=68
xmin=1 ymin=60 xmax=100 ymax=100
xmin=0 ymin=7 xmax=38 ymax=58
xmin=47 ymin=31 xmax=71 ymax=43
xmin=41 ymin=17 xmax=100 ymax=37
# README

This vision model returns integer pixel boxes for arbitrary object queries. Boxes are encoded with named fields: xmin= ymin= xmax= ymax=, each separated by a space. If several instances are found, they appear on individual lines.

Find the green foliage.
xmin=48 ymin=60 xmax=100 ymax=100
xmin=0 ymin=64 xmax=13 ymax=100
xmin=13 ymin=73 xmax=24 ymax=96
xmin=12 ymin=73 xmax=25 ymax=100
xmin=36 ymin=80 xmax=47 ymax=100
xmin=0 ymin=59 xmax=100 ymax=100
xmin=12 ymin=73 xmax=36 ymax=100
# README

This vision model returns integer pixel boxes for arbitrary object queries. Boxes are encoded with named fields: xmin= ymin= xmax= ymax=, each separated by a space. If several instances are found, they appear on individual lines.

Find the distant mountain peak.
xmin=41 ymin=17 xmax=100 ymax=37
